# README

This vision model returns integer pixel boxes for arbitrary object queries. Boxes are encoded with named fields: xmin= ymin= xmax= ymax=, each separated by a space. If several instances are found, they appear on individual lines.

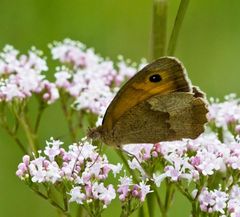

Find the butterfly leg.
xmin=89 ymin=142 xmax=103 ymax=168
xmin=117 ymin=146 xmax=151 ymax=179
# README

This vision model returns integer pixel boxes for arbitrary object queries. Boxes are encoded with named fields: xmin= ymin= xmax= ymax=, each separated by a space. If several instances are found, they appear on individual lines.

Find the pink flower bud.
xmin=132 ymin=189 xmax=139 ymax=197
xmin=22 ymin=155 xmax=30 ymax=165
xmin=191 ymin=156 xmax=201 ymax=167
xmin=16 ymin=169 xmax=23 ymax=177
xmin=235 ymin=125 xmax=240 ymax=134
xmin=43 ymin=160 xmax=49 ymax=168
xmin=85 ymin=184 xmax=92 ymax=197
xmin=154 ymin=143 xmax=161 ymax=153
xmin=152 ymin=151 xmax=158 ymax=158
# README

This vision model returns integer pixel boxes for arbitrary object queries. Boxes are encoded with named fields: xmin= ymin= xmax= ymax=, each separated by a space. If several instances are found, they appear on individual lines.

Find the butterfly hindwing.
xmin=103 ymin=92 xmax=208 ymax=146
xmin=148 ymin=92 xmax=208 ymax=141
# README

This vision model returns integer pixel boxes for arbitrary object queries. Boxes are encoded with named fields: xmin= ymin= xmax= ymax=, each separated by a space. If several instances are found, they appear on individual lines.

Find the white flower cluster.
xmin=50 ymin=39 xmax=146 ymax=115
xmin=16 ymin=138 xmax=121 ymax=206
xmin=197 ymin=186 xmax=240 ymax=216
xmin=0 ymin=45 xmax=58 ymax=104
xmin=16 ymin=137 xmax=152 ymax=209
xmin=208 ymin=94 xmax=240 ymax=129
xmin=124 ymin=133 xmax=240 ymax=186
xmin=118 ymin=175 xmax=152 ymax=202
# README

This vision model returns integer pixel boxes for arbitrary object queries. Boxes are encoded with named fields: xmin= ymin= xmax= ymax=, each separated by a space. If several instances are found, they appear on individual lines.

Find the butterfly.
xmin=88 ymin=57 xmax=208 ymax=147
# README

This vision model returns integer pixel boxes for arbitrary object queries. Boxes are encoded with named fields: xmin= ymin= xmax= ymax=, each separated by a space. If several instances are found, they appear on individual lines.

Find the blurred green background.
xmin=0 ymin=0 xmax=240 ymax=216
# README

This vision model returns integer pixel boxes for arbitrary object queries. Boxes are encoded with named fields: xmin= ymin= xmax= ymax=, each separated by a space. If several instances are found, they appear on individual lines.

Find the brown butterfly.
xmin=88 ymin=57 xmax=208 ymax=147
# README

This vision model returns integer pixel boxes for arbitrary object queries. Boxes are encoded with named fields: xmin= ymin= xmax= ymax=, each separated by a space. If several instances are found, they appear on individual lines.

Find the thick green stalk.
xmin=165 ymin=181 xmax=174 ymax=210
xmin=139 ymin=202 xmax=150 ymax=217
xmin=151 ymin=184 xmax=166 ymax=216
xmin=167 ymin=0 xmax=190 ymax=55
xmin=150 ymin=0 xmax=168 ymax=60
xmin=146 ymin=193 xmax=155 ymax=217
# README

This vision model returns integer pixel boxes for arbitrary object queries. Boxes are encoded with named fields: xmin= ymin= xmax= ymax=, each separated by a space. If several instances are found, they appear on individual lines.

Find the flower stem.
xmin=117 ymin=149 xmax=167 ymax=217
xmin=146 ymin=193 xmax=155 ymax=217
xmin=167 ymin=0 xmax=190 ymax=55
xmin=191 ymin=201 xmax=199 ymax=217
xmin=150 ymin=0 xmax=168 ymax=60
xmin=34 ymin=100 xmax=46 ymax=134
xmin=31 ymin=187 xmax=71 ymax=217
xmin=0 ymin=118 xmax=27 ymax=154
xmin=60 ymin=91 xmax=77 ymax=142
xmin=0 ymin=104 xmax=27 ymax=153
xmin=115 ymin=149 xmax=139 ymax=183
xmin=176 ymin=182 xmax=193 ymax=202
xmin=63 ymin=187 xmax=69 ymax=213
xmin=18 ymin=113 xmax=37 ymax=154
xmin=76 ymin=206 xmax=88 ymax=217
xmin=151 ymin=184 xmax=166 ymax=217
xmin=141 ymin=202 xmax=150 ymax=217
xmin=164 ymin=181 xmax=174 ymax=211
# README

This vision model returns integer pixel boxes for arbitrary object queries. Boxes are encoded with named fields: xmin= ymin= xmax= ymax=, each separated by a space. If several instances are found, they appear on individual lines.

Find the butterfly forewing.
xmin=102 ymin=57 xmax=192 ymax=133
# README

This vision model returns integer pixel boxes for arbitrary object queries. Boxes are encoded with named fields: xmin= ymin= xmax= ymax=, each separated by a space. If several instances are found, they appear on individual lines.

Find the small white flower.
xmin=45 ymin=162 xmax=61 ymax=183
xmin=138 ymin=181 xmax=152 ymax=202
xmin=108 ymin=163 xmax=123 ymax=177
xmin=153 ymin=173 xmax=167 ymax=187
xmin=118 ymin=175 xmax=133 ymax=187
xmin=29 ymin=157 xmax=47 ymax=183
xmin=44 ymin=138 xmax=63 ymax=161
xmin=69 ymin=187 xmax=86 ymax=204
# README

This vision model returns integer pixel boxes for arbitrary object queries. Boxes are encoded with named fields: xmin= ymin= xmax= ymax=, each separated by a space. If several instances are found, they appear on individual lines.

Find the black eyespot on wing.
xmin=149 ymin=74 xmax=162 ymax=82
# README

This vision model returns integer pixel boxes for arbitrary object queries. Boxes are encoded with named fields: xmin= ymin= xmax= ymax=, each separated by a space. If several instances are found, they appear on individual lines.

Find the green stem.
xmin=116 ymin=149 xmax=139 ymax=183
xmin=31 ymin=188 xmax=70 ymax=217
xmin=76 ymin=206 xmax=82 ymax=217
xmin=217 ymin=127 xmax=223 ymax=143
xmin=60 ymin=92 xmax=77 ymax=142
xmin=0 ymin=104 xmax=27 ymax=153
xmin=142 ymin=202 xmax=150 ymax=217
xmin=165 ymin=181 xmax=174 ymax=211
xmin=34 ymin=101 xmax=45 ymax=134
xmin=18 ymin=113 xmax=37 ymax=154
xmin=176 ymin=183 xmax=193 ymax=202
xmin=146 ymin=193 xmax=155 ymax=217
xmin=151 ymin=0 xmax=168 ymax=60
xmin=63 ymin=187 xmax=69 ymax=213
xmin=0 ymin=119 xmax=27 ymax=154
xmin=76 ymin=206 xmax=87 ymax=217
xmin=151 ymin=184 xmax=166 ymax=217
xmin=167 ymin=0 xmax=190 ymax=55
xmin=191 ymin=201 xmax=199 ymax=217
xmin=117 ymin=149 xmax=167 ymax=216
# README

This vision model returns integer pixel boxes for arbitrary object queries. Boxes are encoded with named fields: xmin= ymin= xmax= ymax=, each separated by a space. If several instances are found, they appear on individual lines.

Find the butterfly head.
xmin=87 ymin=126 xmax=103 ymax=140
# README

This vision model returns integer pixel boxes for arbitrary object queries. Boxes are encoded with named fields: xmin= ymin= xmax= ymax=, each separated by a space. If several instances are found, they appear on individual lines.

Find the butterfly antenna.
xmin=118 ymin=147 xmax=151 ymax=179
xmin=70 ymin=143 xmax=84 ymax=176
xmin=70 ymin=137 xmax=89 ymax=176
xmin=119 ymin=147 xmax=142 ymax=166
xmin=55 ymin=134 xmax=68 ymax=140
xmin=89 ymin=142 xmax=103 ymax=168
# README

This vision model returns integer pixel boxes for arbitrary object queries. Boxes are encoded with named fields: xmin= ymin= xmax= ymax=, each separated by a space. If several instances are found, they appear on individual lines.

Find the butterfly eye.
xmin=149 ymin=74 xmax=162 ymax=82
